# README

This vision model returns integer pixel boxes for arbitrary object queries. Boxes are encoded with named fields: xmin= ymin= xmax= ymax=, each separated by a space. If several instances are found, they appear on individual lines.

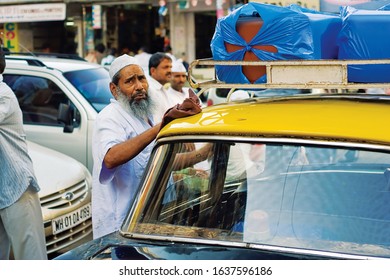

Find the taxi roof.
xmin=159 ymin=94 xmax=390 ymax=146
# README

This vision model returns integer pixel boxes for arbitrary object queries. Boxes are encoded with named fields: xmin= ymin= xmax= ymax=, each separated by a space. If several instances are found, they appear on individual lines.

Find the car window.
xmin=63 ymin=68 xmax=112 ymax=112
xmin=124 ymin=140 xmax=390 ymax=258
xmin=3 ymin=74 xmax=80 ymax=127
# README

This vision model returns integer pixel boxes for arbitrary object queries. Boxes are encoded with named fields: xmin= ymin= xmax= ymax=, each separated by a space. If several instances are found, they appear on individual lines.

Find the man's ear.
xmin=150 ymin=67 xmax=156 ymax=77
xmin=109 ymin=82 xmax=118 ymax=99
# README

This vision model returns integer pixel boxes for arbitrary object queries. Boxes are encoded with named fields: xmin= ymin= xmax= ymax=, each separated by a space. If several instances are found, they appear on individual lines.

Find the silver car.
xmin=4 ymin=55 xmax=112 ymax=172
xmin=28 ymin=140 xmax=92 ymax=258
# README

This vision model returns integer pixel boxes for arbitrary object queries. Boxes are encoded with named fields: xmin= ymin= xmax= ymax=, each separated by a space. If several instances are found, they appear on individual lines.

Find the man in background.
xmin=101 ymin=47 xmax=117 ymax=66
xmin=164 ymin=45 xmax=177 ymax=62
xmin=167 ymin=60 xmax=192 ymax=105
xmin=85 ymin=43 xmax=106 ymax=64
xmin=147 ymin=52 xmax=173 ymax=121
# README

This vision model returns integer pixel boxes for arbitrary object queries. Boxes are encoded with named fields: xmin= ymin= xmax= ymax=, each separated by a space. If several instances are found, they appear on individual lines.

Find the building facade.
xmin=6 ymin=0 xmax=367 ymax=62
xmin=0 ymin=0 xmax=236 ymax=63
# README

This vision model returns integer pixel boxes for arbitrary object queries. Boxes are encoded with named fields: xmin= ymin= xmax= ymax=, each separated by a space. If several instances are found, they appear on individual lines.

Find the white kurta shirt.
xmin=91 ymin=99 xmax=154 ymax=238
xmin=166 ymin=86 xmax=190 ymax=106
xmin=148 ymin=77 xmax=175 ymax=123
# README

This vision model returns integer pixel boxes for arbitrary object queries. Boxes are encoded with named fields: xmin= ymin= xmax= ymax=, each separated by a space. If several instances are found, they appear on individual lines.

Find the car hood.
xmin=55 ymin=231 xmax=329 ymax=260
xmin=28 ymin=140 xmax=88 ymax=197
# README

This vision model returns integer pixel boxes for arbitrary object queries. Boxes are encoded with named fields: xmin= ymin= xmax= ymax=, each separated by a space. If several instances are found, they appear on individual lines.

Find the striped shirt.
xmin=0 ymin=74 xmax=40 ymax=209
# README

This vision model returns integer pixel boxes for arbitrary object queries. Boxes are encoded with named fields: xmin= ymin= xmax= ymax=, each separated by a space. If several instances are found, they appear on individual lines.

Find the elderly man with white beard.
xmin=91 ymin=54 xmax=162 ymax=239
xmin=91 ymin=54 xmax=207 ymax=239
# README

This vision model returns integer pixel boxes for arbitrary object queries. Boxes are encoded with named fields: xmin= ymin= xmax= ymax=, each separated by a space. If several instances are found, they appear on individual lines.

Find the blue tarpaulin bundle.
xmin=338 ymin=6 xmax=390 ymax=82
xmin=210 ymin=3 xmax=341 ymax=84
xmin=211 ymin=3 xmax=314 ymax=84
xmin=211 ymin=2 xmax=390 ymax=84
xmin=288 ymin=5 xmax=341 ymax=59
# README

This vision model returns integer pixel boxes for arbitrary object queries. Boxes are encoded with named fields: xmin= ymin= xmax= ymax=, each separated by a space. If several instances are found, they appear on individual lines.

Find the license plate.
xmin=52 ymin=203 xmax=91 ymax=235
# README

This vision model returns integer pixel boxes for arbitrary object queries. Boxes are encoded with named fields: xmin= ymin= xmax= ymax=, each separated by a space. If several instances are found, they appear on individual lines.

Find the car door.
xmin=3 ymin=71 xmax=89 ymax=169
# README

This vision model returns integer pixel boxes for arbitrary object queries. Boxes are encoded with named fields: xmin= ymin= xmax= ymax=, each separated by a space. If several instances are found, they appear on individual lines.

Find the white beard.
xmin=116 ymin=88 xmax=155 ymax=120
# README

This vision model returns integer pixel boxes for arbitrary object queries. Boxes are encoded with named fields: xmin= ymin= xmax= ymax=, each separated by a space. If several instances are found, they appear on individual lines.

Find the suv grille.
xmin=40 ymin=179 xmax=92 ymax=257
xmin=40 ymin=179 xmax=89 ymax=209
xmin=44 ymin=219 xmax=92 ymax=256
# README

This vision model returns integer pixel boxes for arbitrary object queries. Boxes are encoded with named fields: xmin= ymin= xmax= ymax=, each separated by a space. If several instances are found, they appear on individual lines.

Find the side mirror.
xmin=57 ymin=103 xmax=74 ymax=133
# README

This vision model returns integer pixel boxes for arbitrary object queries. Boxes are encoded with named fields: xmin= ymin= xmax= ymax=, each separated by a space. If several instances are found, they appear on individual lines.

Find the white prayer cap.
xmin=230 ymin=90 xmax=250 ymax=101
xmin=171 ymin=60 xmax=187 ymax=73
xmin=109 ymin=54 xmax=138 ymax=80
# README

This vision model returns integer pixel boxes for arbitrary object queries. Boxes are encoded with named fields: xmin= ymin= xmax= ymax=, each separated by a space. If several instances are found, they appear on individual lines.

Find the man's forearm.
xmin=103 ymin=123 xmax=161 ymax=169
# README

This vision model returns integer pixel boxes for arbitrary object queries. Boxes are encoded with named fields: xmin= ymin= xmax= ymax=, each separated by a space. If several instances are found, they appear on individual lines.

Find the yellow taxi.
xmin=56 ymin=60 xmax=390 ymax=260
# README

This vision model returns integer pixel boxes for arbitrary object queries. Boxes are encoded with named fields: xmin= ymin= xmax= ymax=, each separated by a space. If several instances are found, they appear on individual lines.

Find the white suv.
xmin=4 ymin=55 xmax=112 ymax=172
xmin=28 ymin=140 xmax=92 ymax=258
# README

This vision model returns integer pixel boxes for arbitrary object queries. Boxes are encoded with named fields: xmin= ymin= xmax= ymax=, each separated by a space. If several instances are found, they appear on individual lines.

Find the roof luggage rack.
xmin=4 ymin=55 xmax=47 ymax=67
xmin=189 ymin=58 xmax=390 ymax=95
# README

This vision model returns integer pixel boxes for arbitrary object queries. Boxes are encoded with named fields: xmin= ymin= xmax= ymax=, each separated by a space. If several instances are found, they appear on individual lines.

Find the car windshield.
xmin=123 ymin=140 xmax=390 ymax=258
xmin=64 ymin=68 xmax=112 ymax=112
